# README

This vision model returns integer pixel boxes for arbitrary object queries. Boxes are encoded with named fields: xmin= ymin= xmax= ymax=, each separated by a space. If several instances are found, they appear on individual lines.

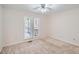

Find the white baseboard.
xmin=4 ymin=36 xmax=79 ymax=47
xmin=3 ymin=39 xmax=34 ymax=47
xmin=3 ymin=37 xmax=46 ymax=47
xmin=49 ymin=36 xmax=79 ymax=46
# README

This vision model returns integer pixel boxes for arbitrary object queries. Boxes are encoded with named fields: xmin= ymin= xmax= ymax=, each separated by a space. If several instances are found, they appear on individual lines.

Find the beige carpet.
xmin=1 ymin=38 xmax=79 ymax=54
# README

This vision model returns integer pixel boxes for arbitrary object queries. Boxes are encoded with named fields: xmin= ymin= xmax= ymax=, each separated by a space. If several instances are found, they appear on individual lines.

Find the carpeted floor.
xmin=1 ymin=37 xmax=79 ymax=54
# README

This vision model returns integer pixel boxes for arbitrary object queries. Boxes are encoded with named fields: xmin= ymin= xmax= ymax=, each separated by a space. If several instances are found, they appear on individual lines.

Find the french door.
xmin=24 ymin=17 xmax=39 ymax=39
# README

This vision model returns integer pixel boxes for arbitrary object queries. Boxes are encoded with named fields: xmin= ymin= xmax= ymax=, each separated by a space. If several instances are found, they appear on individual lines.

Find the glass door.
xmin=24 ymin=17 xmax=32 ymax=39
xmin=24 ymin=17 xmax=39 ymax=39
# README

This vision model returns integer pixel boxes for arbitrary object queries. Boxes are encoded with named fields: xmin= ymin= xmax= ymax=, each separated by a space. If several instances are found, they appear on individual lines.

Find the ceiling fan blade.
xmin=46 ymin=7 xmax=53 ymax=10
xmin=33 ymin=7 xmax=40 ymax=9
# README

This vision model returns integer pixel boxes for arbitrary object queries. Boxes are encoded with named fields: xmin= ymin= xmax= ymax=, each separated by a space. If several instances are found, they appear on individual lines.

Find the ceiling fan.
xmin=33 ymin=4 xmax=53 ymax=14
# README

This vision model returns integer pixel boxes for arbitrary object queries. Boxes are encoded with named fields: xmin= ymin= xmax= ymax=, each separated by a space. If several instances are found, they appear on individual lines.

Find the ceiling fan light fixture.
xmin=33 ymin=4 xmax=53 ymax=14
xmin=41 ymin=8 xmax=48 ymax=14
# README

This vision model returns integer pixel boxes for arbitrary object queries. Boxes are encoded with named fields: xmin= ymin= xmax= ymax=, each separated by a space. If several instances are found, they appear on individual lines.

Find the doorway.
xmin=24 ymin=17 xmax=39 ymax=39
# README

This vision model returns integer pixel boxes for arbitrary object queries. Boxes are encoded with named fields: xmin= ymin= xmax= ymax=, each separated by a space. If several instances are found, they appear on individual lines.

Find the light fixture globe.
xmin=33 ymin=4 xmax=53 ymax=14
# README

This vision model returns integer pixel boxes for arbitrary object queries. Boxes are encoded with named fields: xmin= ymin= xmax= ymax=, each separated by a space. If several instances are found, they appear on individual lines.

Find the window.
xmin=34 ymin=18 xmax=39 ymax=37
xmin=24 ymin=17 xmax=39 ymax=39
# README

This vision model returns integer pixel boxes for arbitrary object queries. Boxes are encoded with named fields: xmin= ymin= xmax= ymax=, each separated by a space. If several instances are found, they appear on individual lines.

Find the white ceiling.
xmin=3 ymin=4 xmax=79 ymax=15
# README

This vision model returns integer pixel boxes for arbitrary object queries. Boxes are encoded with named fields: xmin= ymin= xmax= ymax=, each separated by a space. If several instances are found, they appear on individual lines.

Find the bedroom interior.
xmin=0 ymin=4 xmax=79 ymax=54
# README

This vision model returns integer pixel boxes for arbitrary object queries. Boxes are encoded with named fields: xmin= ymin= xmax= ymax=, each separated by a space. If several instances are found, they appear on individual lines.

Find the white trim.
xmin=3 ymin=38 xmax=34 ymax=47
xmin=49 ymin=36 xmax=79 ymax=46
xmin=3 ymin=37 xmax=44 ymax=47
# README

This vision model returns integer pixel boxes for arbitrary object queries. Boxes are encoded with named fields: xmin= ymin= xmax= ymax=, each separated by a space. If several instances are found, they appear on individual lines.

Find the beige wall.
xmin=3 ymin=6 xmax=79 ymax=46
xmin=3 ymin=7 xmax=47 ymax=46
xmin=0 ymin=5 xmax=3 ymax=51
xmin=48 ymin=8 xmax=79 ymax=46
